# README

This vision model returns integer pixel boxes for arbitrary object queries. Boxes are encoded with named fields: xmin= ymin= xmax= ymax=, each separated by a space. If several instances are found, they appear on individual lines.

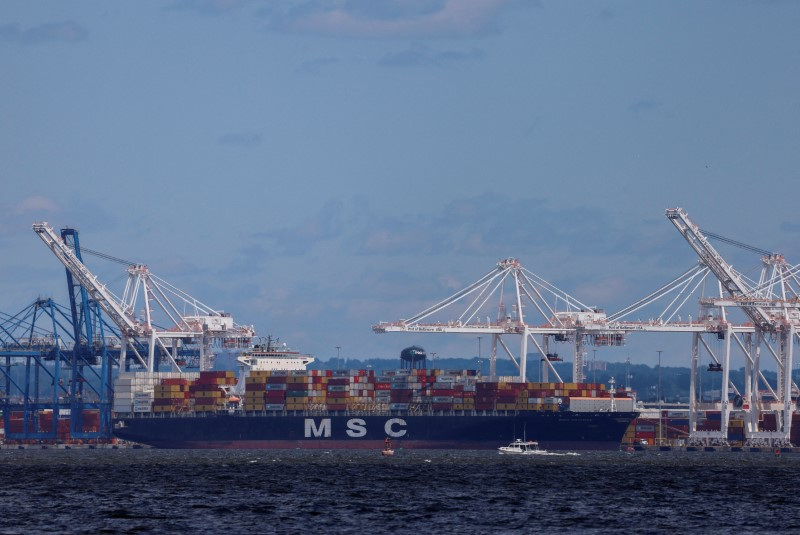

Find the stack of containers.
xmin=496 ymin=382 xmax=524 ymax=411
xmin=244 ymin=370 xmax=307 ymax=411
xmin=264 ymin=371 xmax=288 ymax=411
xmin=286 ymin=370 xmax=310 ymax=411
xmin=475 ymin=382 xmax=499 ymax=411
xmin=461 ymin=383 xmax=476 ymax=411
xmin=133 ymin=390 xmax=154 ymax=413
xmin=634 ymin=420 xmax=657 ymax=444
xmin=191 ymin=371 xmax=235 ymax=412
xmin=153 ymin=379 xmax=192 ymax=413
xmin=431 ymin=375 xmax=454 ymax=410
xmin=698 ymin=411 xmax=722 ymax=431
xmin=113 ymin=372 xmax=199 ymax=414
xmin=81 ymin=409 xmax=100 ymax=433
xmin=36 ymin=410 xmax=69 ymax=439
xmin=375 ymin=374 xmax=392 ymax=408
xmin=5 ymin=412 xmax=29 ymax=435
xmin=243 ymin=370 xmax=268 ymax=411
xmin=388 ymin=372 xmax=413 ymax=410
xmin=727 ymin=416 xmax=745 ymax=444
xmin=308 ymin=369 xmax=328 ymax=409
xmin=327 ymin=374 xmax=348 ymax=411
xmin=347 ymin=369 xmax=376 ymax=410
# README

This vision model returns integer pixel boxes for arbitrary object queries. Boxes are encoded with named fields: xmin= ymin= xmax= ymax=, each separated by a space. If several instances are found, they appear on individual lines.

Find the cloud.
xmin=378 ymin=43 xmax=484 ymax=67
xmin=4 ymin=196 xmax=118 ymax=240
xmin=259 ymin=199 xmax=347 ymax=255
xmin=0 ymin=21 xmax=88 ymax=45
xmin=218 ymin=132 xmax=262 ymax=148
xmin=258 ymin=0 xmax=507 ymax=38
xmin=13 ymin=196 xmax=61 ymax=215
xmin=248 ymin=193 xmax=667 ymax=264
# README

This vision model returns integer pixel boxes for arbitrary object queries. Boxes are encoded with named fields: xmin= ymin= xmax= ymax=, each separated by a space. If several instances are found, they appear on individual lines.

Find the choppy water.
xmin=1 ymin=448 xmax=799 ymax=534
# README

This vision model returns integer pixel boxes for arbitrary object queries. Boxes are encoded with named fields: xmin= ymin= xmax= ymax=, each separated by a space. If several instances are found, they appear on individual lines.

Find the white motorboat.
xmin=498 ymin=439 xmax=545 ymax=455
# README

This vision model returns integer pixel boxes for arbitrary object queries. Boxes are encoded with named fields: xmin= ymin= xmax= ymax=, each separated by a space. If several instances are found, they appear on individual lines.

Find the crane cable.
xmin=699 ymin=229 xmax=775 ymax=256
xmin=79 ymin=247 xmax=137 ymax=266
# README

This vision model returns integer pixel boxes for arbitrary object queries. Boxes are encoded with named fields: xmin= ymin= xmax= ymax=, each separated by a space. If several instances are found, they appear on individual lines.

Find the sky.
xmin=1 ymin=0 xmax=799 ymax=371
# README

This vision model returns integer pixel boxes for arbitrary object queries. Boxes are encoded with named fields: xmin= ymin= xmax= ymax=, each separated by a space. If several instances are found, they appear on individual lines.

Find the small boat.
xmin=498 ymin=439 xmax=545 ymax=455
xmin=381 ymin=437 xmax=395 ymax=456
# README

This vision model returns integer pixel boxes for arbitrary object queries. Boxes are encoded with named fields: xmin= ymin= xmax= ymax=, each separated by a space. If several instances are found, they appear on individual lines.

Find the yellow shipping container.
xmin=246 ymin=376 xmax=268 ymax=384
xmin=154 ymin=393 xmax=189 ymax=401
xmin=155 ymin=384 xmax=188 ymax=393
xmin=286 ymin=403 xmax=305 ymax=411
xmin=194 ymin=390 xmax=224 ymax=398
xmin=287 ymin=377 xmax=308 ymax=384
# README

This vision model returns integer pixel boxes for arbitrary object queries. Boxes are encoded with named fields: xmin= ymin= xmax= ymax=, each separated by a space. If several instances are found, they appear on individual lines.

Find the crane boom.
xmin=33 ymin=222 xmax=142 ymax=336
xmin=665 ymin=208 xmax=774 ymax=329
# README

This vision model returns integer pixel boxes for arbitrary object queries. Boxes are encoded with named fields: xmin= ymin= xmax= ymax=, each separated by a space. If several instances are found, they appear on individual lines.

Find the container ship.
xmin=112 ymin=347 xmax=637 ymax=450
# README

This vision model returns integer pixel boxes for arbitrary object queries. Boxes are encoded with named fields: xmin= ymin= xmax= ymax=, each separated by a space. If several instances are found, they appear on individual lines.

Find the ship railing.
xmin=117 ymin=408 xmax=527 ymax=419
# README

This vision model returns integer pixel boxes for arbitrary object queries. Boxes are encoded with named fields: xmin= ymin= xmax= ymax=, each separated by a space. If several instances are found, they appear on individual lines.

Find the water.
xmin=1 ymin=448 xmax=799 ymax=534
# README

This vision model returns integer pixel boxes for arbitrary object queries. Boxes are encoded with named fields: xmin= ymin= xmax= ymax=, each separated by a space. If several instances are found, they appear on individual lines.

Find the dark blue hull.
xmin=114 ymin=411 xmax=637 ymax=450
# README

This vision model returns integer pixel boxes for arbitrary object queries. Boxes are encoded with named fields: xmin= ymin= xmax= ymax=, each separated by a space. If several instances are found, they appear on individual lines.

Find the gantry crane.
xmin=373 ymin=257 xmax=617 ymax=382
xmin=33 ymin=222 xmax=255 ymax=372
xmin=0 ymin=297 xmax=120 ymax=442
xmin=667 ymin=207 xmax=800 ymax=446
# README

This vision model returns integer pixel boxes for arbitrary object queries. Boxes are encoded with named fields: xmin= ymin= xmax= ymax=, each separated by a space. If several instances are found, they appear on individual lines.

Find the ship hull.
xmin=114 ymin=411 xmax=636 ymax=450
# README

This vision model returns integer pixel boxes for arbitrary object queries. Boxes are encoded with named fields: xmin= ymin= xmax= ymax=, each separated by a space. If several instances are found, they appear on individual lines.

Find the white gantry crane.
xmin=33 ymin=222 xmax=255 ymax=372
xmin=667 ymin=207 xmax=800 ymax=447
xmin=372 ymin=257 xmax=611 ymax=382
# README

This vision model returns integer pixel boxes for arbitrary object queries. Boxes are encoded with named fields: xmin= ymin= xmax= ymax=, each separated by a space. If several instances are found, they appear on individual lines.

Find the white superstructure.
xmin=236 ymin=338 xmax=315 ymax=372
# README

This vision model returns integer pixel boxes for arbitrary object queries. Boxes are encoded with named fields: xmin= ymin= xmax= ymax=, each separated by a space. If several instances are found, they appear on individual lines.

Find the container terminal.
xmin=2 ymin=208 xmax=800 ymax=450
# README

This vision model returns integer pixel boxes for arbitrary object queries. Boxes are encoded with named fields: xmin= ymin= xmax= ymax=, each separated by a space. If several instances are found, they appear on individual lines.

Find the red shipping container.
xmin=162 ymin=378 xmax=190 ymax=386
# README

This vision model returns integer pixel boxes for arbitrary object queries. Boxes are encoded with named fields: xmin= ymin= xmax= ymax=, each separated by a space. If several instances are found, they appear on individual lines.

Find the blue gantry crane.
xmin=0 ymin=228 xmax=134 ymax=443
xmin=0 ymin=296 xmax=118 ymax=442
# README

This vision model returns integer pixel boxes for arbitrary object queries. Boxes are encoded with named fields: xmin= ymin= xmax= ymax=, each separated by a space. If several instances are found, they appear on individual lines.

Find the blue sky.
xmin=1 ymin=1 xmax=799 ymax=369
